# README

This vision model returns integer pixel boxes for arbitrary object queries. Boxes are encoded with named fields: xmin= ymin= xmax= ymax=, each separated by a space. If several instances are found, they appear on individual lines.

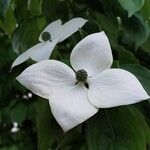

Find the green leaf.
xmin=139 ymin=0 xmax=150 ymax=21
xmin=0 ymin=6 xmax=16 ymax=34
xmin=0 ymin=145 xmax=19 ymax=150
xmin=112 ymin=60 xmax=120 ymax=68
xmin=56 ymin=129 xmax=83 ymax=150
xmin=86 ymin=107 xmax=147 ymax=150
xmin=129 ymin=107 xmax=150 ymax=145
xmin=42 ymin=0 xmax=68 ymax=21
xmin=35 ymin=99 xmax=62 ymax=150
xmin=13 ymin=0 xmax=28 ymax=22
xmin=11 ymin=17 xmax=46 ymax=53
xmin=121 ymin=64 xmax=150 ymax=95
xmin=121 ymin=14 xmax=150 ymax=48
xmin=27 ymin=0 xmax=42 ymax=16
xmin=9 ymin=102 xmax=27 ymax=124
xmin=114 ymin=46 xmax=139 ymax=64
xmin=0 ymin=33 xmax=16 ymax=68
xmin=117 ymin=0 xmax=145 ymax=17
xmin=0 ymin=0 xmax=11 ymax=17
xmin=141 ymin=36 xmax=150 ymax=54
xmin=97 ymin=0 xmax=116 ymax=12
xmin=93 ymin=13 xmax=119 ymax=46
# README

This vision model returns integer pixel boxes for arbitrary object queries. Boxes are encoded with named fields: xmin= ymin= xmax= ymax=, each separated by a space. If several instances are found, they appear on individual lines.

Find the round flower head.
xmin=16 ymin=32 xmax=149 ymax=132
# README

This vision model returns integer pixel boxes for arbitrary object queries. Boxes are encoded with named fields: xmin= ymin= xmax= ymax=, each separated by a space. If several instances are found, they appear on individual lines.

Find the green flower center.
xmin=41 ymin=32 xmax=51 ymax=41
xmin=75 ymin=69 xmax=88 ymax=82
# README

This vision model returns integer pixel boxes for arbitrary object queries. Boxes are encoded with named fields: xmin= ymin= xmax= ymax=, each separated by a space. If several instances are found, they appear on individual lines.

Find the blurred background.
xmin=0 ymin=0 xmax=150 ymax=150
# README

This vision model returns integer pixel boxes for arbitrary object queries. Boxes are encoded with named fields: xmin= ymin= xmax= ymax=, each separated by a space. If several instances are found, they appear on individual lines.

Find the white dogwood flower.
xmin=11 ymin=18 xmax=87 ymax=69
xmin=16 ymin=32 xmax=149 ymax=132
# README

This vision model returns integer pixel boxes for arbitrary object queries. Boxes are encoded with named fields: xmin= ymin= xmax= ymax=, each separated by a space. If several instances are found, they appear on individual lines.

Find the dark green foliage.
xmin=0 ymin=0 xmax=150 ymax=150
xmin=86 ymin=107 xmax=150 ymax=150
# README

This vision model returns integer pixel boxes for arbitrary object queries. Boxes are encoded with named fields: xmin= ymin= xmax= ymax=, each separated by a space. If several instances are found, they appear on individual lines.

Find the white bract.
xmin=11 ymin=18 xmax=87 ymax=69
xmin=16 ymin=32 xmax=149 ymax=132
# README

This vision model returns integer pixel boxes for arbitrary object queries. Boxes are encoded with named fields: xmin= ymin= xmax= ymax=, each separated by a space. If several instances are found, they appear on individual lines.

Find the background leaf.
xmin=86 ymin=107 xmax=149 ymax=150
xmin=117 ymin=0 xmax=145 ymax=17
xmin=0 ymin=0 xmax=11 ymax=17
xmin=121 ymin=14 xmax=150 ymax=49
xmin=35 ymin=99 xmax=62 ymax=150
xmin=11 ymin=17 xmax=45 ymax=53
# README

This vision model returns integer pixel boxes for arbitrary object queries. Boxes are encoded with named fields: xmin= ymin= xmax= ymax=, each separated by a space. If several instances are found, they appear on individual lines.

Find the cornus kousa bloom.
xmin=11 ymin=18 xmax=87 ymax=69
xmin=16 ymin=32 xmax=149 ymax=132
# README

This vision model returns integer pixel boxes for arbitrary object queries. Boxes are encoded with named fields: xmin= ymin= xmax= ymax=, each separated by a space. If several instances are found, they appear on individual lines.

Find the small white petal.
xmin=88 ymin=69 xmax=149 ymax=108
xmin=39 ymin=19 xmax=62 ymax=42
xmin=17 ymin=60 xmax=76 ymax=99
xmin=11 ymin=49 xmax=30 ymax=69
xmin=11 ymin=40 xmax=57 ymax=69
xmin=31 ymin=39 xmax=58 ymax=61
xmin=49 ymin=83 xmax=98 ymax=132
xmin=58 ymin=17 xmax=87 ymax=42
xmin=70 ymin=32 xmax=113 ymax=77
